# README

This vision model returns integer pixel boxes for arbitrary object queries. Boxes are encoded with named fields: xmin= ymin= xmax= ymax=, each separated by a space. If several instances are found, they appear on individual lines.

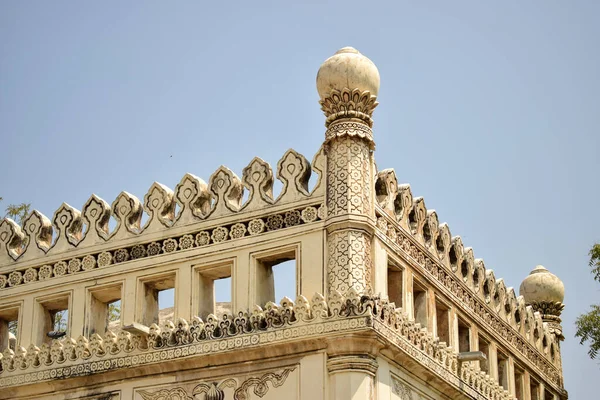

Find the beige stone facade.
xmin=0 ymin=48 xmax=566 ymax=400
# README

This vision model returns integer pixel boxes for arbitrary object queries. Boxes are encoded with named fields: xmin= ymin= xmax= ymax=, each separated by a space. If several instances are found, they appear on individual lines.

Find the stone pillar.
xmin=316 ymin=47 xmax=380 ymax=295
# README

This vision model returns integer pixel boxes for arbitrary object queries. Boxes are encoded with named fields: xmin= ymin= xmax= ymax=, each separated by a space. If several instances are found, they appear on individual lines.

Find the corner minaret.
xmin=317 ymin=47 xmax=380 ymax=295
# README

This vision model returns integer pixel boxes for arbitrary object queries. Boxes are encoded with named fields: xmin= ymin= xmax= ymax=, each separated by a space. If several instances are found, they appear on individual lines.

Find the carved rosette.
xmin=327 ymin=229 xmax=372 ymax=294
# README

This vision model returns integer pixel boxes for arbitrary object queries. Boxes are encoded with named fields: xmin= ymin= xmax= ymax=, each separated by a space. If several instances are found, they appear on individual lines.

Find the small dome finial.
xmin=519 ymin=265 xmax=565 ymax=340
xmin=316 ymin=47 xmax=380 ymax=100
xmin=316 ymin=47 xmax=380 ymax=128
xmin=519 ymin=265 xmax=565 ymax=305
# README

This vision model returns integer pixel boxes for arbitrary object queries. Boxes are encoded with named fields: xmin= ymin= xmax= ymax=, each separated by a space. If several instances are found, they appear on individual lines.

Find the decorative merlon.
xmin=370 ymin=167 xmax=566 ymax=393
xmin=0 ymin=148 xmax=324 ymax=268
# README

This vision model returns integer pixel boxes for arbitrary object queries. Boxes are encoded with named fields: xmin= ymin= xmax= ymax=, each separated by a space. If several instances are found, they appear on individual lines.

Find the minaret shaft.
xmin=317 ymin=48 xmax=380 ymax=296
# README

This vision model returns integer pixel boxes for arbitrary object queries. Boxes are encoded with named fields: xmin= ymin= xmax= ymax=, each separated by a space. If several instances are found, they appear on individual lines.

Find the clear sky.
xmin=1 ymin=1 xmax=598 ymax=397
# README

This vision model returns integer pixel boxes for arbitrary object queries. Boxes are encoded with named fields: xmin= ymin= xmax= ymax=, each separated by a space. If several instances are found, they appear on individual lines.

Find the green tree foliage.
xmin=108 ymin=300 xmax=121 ymax=323
xmin=1 ymin=197 xmax=31 ymax=337
xmin=3 ymin=201 xmax=31 ymax=225
xmin=575 ymin=243 xmax=600 ymax=359
xmin=53 ymin=310 xmax=68 ymax=332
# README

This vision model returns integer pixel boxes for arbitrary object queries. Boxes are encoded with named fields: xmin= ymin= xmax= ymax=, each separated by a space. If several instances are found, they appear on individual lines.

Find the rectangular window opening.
xmin=413 ymin=280 xmax=428 ymax=328
xmin=497 ymin=351 xmax=509 ymax=390
xmin=196 ymin=263 xmax=232 ymax=319
xmin=107 ymin=300 xmax=121 ymax=331
xmin=514 ymin=366 xmax=525 ymax=400
xmin=435 ymin=300 xmax=450 ymax=346
xmin=255 ymin=248 xmax=297 ymax=306
xmin=544 ymin=389 xmax=554 ymax=400
xmin=387 ymin=261 xmax=403 ymax=309
xmin=478 ymin=336 xmax=490 ymax=374
xmin=88 ymin=284 xmax=122 ymax=336
xmin=458 ymin=318 xmax=471 ymax=353
xmin=158 ymin=288 xmax=175 ymax=326
xmin=273 ymin=259 xmax=296 ymax=302
xmin=37 ymin=296 xmax=70 ymax=344
xmin=214 ymin=277 xmax=232 ymax=316
xmin=0 ymin=307 xmax=19 ymax=351
xmin=139 ymin=274 xmax=176 ymax=327
xmin=530 ymin=379 xmax=540 ymax=400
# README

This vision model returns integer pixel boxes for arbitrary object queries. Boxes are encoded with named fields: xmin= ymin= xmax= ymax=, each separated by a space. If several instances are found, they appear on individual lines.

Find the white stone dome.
xmin=519 ymin=265 xmax=565 ymax=304
xmin=316 ymin=47 xmax=380 ymax=99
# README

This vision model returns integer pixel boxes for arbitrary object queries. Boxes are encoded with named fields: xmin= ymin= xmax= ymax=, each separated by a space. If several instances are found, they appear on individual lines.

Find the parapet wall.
xmin=374 ymin=168 xmax=563 ymax=388
xmin=0 ymin=149 xmax=563 ymax=392
xmin=0 ymin=148 xmax=325 ymax=284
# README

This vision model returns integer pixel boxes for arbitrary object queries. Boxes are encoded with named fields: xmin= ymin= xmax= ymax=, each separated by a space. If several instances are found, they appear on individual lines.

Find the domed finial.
xmin=520 ymin=265 xmax=565 ymax=305
xmin=316 ymin=47 xmax=380 ymax=128
xmin=519 ymin=265 xmax=565 ymax=339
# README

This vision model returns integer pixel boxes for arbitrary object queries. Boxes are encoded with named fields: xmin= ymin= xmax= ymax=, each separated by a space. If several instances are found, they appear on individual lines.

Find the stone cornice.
xmin=0 ymin=292 xmax=519 ymax=400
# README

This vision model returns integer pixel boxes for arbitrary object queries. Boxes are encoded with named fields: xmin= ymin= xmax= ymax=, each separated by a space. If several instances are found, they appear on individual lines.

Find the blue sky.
xmin=1 ymin=1 xmax=598 ymax=396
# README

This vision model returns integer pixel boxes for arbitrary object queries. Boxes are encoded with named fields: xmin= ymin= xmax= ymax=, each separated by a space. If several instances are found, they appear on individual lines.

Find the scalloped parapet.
xmin=0 ymin=148 xmax=325 ymax=269
xmin=374 ymin=168 xmax=563 ymax=380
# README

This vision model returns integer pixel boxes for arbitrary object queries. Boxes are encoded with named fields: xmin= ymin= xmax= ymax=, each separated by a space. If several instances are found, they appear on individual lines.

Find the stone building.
xmin=0 ymin=48 xmax=567 ymax=400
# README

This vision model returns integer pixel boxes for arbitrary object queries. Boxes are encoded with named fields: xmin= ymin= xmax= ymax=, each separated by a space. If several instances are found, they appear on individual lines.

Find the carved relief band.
xmin=137 ymin=367 xmax=295 ymax=400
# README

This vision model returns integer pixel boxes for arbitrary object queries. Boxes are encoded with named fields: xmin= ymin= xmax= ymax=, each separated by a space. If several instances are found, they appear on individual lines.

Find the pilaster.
xmin=327 ymin=355 xmax=377 ymax=400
